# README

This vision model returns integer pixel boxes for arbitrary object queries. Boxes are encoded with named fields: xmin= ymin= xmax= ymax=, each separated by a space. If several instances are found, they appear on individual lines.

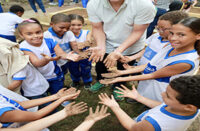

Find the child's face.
xmin=51 ymin=22 xmax=70 ymax=37
xmin=20 ymin=23 xmax=43 ymax=46
xmin=70 ymin=19 xmax=83 ymax=35
xmin=168 ymin=24 xmax=200 ymax=50
xmin=156 ymin=20 xmax=172 ymax=39
xmin=162 ymin=85 xmax=185 ymax=111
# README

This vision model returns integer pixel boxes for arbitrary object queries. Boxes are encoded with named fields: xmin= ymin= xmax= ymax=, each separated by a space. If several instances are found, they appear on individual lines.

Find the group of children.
xmin=0 ymin=3 xmax=200 ymax=131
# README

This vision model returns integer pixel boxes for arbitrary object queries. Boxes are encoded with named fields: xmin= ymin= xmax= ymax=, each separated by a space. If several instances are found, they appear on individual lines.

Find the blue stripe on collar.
xmin=48 ymin=27 xmax=64 ymax=39
xmin=75 ymin=29 xmax=83 ymax=39
xmin=164 ymin=48 xmax=196 ymax=59
xmin=157 ymin=36 xmax=169 ymax=43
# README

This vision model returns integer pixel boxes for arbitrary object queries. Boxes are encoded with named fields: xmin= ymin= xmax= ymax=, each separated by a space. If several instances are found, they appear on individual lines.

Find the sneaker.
xmin=126 ymin=98 xmax=138 ymax=104
xmin=89 ymin=81 xmax=104 ymax=93
xmin=113 ymin=89 xmax=124 ymax=101
xmin=70 ymin=82 xmax=80 ymax=88
xmin=48 ymin=2 xmax=58 ymax=5
xmin=84 ymin=82 xmax=92 ymax=90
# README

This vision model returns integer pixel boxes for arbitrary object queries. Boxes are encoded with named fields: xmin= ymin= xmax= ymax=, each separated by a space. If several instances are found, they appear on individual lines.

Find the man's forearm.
xmin=92 ymin=26 xmax=106 ymax=48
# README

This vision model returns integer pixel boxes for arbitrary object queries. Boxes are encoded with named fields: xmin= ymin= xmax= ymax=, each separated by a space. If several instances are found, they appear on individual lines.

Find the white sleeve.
xmin=12 ymin=66 xmax=27 ymax=80
xmin=67 ymin=31 xmax=76 ymax=42
xmin=15 ymin=16 xmax=23 ymax=24
xmin=87 ymin=0 xmax=102 ymax=23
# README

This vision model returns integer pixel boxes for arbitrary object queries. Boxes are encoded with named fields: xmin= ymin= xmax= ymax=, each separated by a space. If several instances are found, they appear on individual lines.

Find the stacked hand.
xmin=101 ymin=67 xmax=122 ymax=78
xmin=41 ymin=53 xmax=61 ymax=61
xmin=114 ymin=85 xmax=140 ymax=100
xmin=65 ymin=102 xmax=88 ymax=116
xmin=104 ymin=51 xmax=123 ymax=68
xmin=88 ymin=46 xmax=105 ymax=63
xmin=56 ymin=88 xmax=81 ymax=101
xmin=78 ymin=50 xmax=90 ymax=59
xmin=99 ymin=77 xmax=120 ymax=85
xmin=85 ymin=105 xmax=110 ymax=122
xmin=65 ymin=51 xmax=81 ymax=62
xmin=120 ymin=56 xmax=133 ymax=63
xmin=98 ymin=93 xmax=119 ymax=108
xmin=77 ymin=41 xmax=92 ymax=50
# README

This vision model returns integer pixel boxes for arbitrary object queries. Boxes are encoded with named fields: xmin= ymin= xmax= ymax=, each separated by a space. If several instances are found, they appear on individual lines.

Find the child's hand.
xmin=78 ymin=50 xmax=90 ymax=59
xmin=65 ymin=102 xmax=88 ymax=116
xmin=98 ymin=93 xmax=119 ymax=108
xmin=65 ymin=51 xmax=80 ymax=62
xmin=120 ymin=56 xmax=132 ymax=63
xmin=41 ymin=53 xmax=61 ymax=61
xmin=56 ymin=88 xmax=77 ymax=98
xmin=60 ymin=90 xmax=81 ymax=101
xmin=85 ymin=105 xmax=110 ymax=122
xmin=101 ymin=67 xmax=122 ymax=78
xmin=114 ymin=85 xmax=140 ymax=100
xmin=77 ymin=41 xmax=91 ymax=50
xmin=99 ymin=77 xmax=120 ymax=85
xmin=123 ymin=63 xmax=134 ymax=70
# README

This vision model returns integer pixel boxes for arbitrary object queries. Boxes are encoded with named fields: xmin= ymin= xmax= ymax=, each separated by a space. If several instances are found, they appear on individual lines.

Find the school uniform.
xmin=138 ymin=33 xmax=169 ymax=65
xmin=44 ymin=27 xmax=76 ymax=74
xmin=12 ymin=64 xmax=49 ymax=97
xmin=68 ymin=29 xmax=92 ymax=84
xmin=138 ymin=44 xmax=199 ymax=102
xmin=20 ymin=39 xmax=64 ymax=94
xmin=135 ymin=103 xmax=200 ymax=131
xmin=0 ymin=12 xmax=23 ymax=42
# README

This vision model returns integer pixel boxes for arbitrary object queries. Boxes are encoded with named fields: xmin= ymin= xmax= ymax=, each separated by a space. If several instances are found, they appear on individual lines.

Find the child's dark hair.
xmin=9 ymin=5 xmax=24 ymax=13
xmin=69 ymin=14 xmax=84 ymax=24
xmin=51 ymin=13 xmax=70 ymax=24
xmin=170 ymin=75 xmax=200 ymax=108
xmin=179 ymin=17 xmax=200 ymax=55
xmin=168 ymin=1 xmax=183 ymax=12
xmin=18 ymin=18 xmax=43 ymax=34
xmin=159 ymin=11 xmax=188 ymax=25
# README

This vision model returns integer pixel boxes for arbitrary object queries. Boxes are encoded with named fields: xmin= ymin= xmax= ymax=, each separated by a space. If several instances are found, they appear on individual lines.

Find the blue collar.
xmin=48 ymin=27 xmax=64 ymax=39
xmin=75 ymin=29 xmax=83 ymax=39
xmin=160 ymin=105 xmax=199 ymax=120
xmin=157 ymin=36 xmax=169 ymax=43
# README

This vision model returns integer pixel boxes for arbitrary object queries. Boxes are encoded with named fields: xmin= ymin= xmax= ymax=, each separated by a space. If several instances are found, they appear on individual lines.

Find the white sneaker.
xmin=49 ymin=2 xmax=58 ymax=5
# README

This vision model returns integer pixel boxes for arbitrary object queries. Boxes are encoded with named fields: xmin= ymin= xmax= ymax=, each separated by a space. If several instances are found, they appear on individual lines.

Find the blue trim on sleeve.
xmin=86 ymin=30 xmax=90 ymax=35
xmin=145 ymin=116 xmax=161 ymax=131
xmin=0 ymin=107 xmax=15 ymax=116
xmin=160 ymin=105 xmax=199 ymax=120
xmin=75 ymin=29 xmax=83 ymax=39
xmin=136 ymin=110 xmax=149 ymax=122
xmin=165 ymin=48 xmax=196 ymax=59
xmin=167 ymin=60 xmax=195 ymax=73
xmin=12 ymin=77 xmax=26 ymax=80
xmin=20 ymin=48 xmax=32 ymax=52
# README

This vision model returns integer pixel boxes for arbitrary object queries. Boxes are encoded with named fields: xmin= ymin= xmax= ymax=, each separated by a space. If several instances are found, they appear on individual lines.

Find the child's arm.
xmin=120 ymin=49 xmax=145 ymax=63
xmin=115 ymin=85 xmax=161 ymax=108
xmin=74 ymin=105 xmax=110 ymax=131
xmin=19 ymin=88 xmax=79 ymax=109
xmin=7 ymin=80 xmax=22 ymax=91
xmin=0 ymin=91 xmax=81 ymax=123
xmin=100 ymin=62 xmax=191 ymax=84
xmin=0 ymin=102 xmax=87 ymax=130
xmin=98 ymin=93 xmax=155 ymax=131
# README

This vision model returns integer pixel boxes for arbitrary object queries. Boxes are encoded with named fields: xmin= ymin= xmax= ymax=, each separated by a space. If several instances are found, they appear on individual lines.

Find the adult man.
xmin=87 ymin=0 xmax=156 ymax=100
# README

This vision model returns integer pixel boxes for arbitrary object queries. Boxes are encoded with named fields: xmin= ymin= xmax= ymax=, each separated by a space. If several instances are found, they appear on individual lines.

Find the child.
xmin=0 ymin=88 xmax=82 ymax=128
xmin=18 ymin=18 xmax=80 ymax=94
xmin=68 ymin=14 xmax=93 ymax=89
xmin=28 ymin=0 xmax=46 ymax=15
xmin=0 ymin=5 xmax=24 ymax=42
xmin=99 ymin=75 xmax=200 ymax=131
xmin=121 ymin=11 xmax=189 ymax=66
xmin=100 ymin=17 xmax=200 ymax=102
xmin=44 ymin=13 xmax=80 ymax=75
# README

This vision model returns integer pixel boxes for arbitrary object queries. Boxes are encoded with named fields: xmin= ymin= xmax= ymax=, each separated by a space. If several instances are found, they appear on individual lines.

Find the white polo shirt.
xmin=0 ymin=12 xmax=23 ymax=36
xmin=87 ymin=0 xmax=156 ymax=55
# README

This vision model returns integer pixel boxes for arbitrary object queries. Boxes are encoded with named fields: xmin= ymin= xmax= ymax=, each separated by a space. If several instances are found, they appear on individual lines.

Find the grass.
xmin=49 ymin=72 xmax=144 ymax=131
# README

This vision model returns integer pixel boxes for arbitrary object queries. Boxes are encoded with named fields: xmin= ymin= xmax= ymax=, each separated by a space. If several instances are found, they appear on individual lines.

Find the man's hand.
xmin=88 ymin=46 xmax=105 ymax=63
xmin=99 ymin=77 xmax=120 ymax=85
xmin=85 ymin=105 xmax=110 ymax=122
xmin=98 ymin=93 xmax=119 ymax=109
xmin=114 ymin=85 xmax=140 ymax=100
xmin=104 ymin=51 xmax=123 ymax=68
xmin=65 ymin=102 xmax=88 ymax=116
xmin=41 ymin=53 xmax=61 ymax=61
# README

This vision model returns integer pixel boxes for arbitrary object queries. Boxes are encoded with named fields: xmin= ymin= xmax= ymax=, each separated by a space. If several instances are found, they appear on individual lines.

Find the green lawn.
xmin=49 ymin=73 xmax=144 ymax=131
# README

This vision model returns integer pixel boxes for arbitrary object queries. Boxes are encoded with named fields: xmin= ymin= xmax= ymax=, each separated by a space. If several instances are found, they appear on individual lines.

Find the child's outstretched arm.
xmin=74 ymin=105 xmax=110 ymax=131
xmin=0 ymin=102 xmax=87 ymax=131
xmin=0 ymin=89 xmax=81 ymax=123
xmin=120 ymin=49 xmax=145 ymax=63
xmin=100 ymin=62 xmax=192 ymax=84
xmin=98 ymin=93 xmax=154 ymax=131
xmin=7 ymin=80 xmax=22 ymax=91
xmin=115 ymin=85 xmax=161 ymax=108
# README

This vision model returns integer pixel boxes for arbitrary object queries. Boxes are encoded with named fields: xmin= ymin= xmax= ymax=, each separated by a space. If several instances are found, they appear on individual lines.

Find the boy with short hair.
xmin=0 ymin=5 xmax=24 ymax=42
xmin=99 ymin=75 xmax=200 ymax=131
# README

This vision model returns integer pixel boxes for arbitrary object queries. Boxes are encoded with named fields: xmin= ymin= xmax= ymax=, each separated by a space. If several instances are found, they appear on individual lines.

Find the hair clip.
xmin=23 ymin=19 xmax=36 ymax=23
